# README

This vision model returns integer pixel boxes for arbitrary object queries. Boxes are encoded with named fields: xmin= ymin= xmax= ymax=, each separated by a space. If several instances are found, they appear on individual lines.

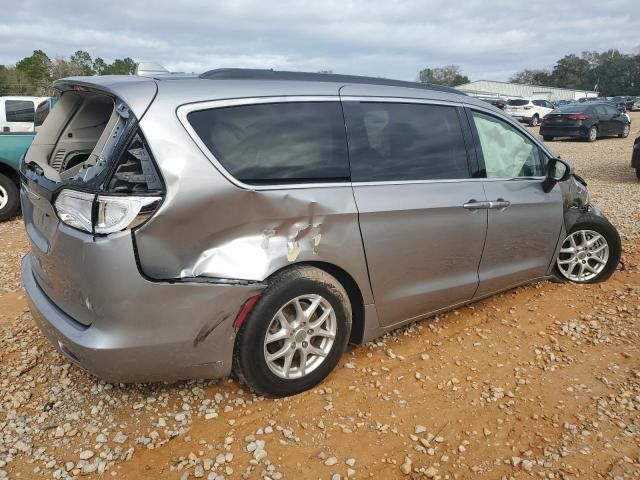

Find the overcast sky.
xmin=1 ymin=0 xmax=639 ymax=81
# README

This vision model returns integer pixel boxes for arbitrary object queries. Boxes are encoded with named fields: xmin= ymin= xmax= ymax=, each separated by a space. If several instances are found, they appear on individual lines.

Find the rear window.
xmin=508 ymin=100 xmax=529 ymax=106
xmin=555 ymin=104 xmax=592 ymax=113
xmin=187 ymin=102 xmax=350 ymax=184
xmin=5 ymin=100 xmax=35 ymax=123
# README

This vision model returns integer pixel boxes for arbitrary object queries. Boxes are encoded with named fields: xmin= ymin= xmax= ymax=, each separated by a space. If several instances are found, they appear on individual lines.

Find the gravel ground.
xmin=0 ymin=113 xmax=639 ymax=479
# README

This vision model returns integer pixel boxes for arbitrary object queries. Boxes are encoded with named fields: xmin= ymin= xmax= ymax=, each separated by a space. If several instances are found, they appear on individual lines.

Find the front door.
xmin=467 ymin=109 xmax=564 ymax=297
xmin=342 ymin=99 xmax=488 ymax=327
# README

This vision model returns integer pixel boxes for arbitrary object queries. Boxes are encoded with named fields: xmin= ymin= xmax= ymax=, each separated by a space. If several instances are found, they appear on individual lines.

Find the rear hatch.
xmin=21 ymin=77 xmax=160 ymax=326
xmin=506 ymin=99 xmax=530 ymax=116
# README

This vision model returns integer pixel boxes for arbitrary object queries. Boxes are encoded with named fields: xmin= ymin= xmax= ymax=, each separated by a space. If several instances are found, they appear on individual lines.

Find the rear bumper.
xmin=540 ymin=126 xmax=588 ymax=138
xmin=508 ymin=114 xmax=533 ymax=121
xmin=22 ymin=245 xmax=264 ymax=383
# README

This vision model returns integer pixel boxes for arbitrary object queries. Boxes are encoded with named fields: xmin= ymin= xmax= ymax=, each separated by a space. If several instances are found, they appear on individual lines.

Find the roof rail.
xmin=199 ymin=68 xmax=466 ymax=95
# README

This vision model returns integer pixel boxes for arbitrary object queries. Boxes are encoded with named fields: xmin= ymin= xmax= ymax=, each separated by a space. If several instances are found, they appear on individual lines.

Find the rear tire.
xmin=233 ymin=266 xmax=352 ymax=397
xmin=543 ymin=135 xmax=554 ymax=141
xmin=0 ymin=173 xmax=20 ymax=222
xmin=587 ymin=126 xmax=598 ymax=142
xmin=529 ymin=115 xmax=539 ymax=127
xmin=553 ymin=213 xmax=621 ymax=284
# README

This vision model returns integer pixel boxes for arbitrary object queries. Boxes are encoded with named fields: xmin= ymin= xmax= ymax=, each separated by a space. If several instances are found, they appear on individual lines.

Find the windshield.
xmin=508 ymin=99 xmax=529 ymax=106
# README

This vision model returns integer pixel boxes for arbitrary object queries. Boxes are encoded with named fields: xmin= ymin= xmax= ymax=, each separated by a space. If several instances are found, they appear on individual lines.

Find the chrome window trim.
xmin=340 ymin=95 xmax=465 ymax=108
xmin=177 ymin=95 xmax=548 ymax=190
xmin=351 ymin=177 xmax=545 ymax=187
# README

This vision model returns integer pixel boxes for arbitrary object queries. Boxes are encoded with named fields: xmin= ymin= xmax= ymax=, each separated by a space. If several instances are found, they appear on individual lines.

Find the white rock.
xmin=79 ymin=450 xmax=94 ymax=460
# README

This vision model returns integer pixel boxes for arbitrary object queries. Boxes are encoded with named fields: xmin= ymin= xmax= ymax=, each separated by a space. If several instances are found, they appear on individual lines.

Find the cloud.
xmin=0 ymin=0 xmax=638 ymax=81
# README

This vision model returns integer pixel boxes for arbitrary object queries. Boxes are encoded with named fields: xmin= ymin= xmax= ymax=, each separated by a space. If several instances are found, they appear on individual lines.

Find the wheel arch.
xmin=0 ymin=160 xmax=19 ymax=185
xmin=263 ymin=261 xmax=367 ymax=345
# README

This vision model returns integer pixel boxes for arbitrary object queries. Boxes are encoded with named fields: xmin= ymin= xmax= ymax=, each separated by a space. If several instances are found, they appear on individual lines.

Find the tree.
xmin=418 ymin=65 xmax=469 ymax=86
xmin=93 ymin=57 xmax=107 ymax=75
xmin=509 ymin=68 xmax=551 ymax=85
xmin=548 ymin=54 xmax=592 ymax=90
xmin=101 ymin=57 xmax=136 ymax=75
xmin=69 ymin=50 xmax=94 ymax=76
xmin=15 ymin=50 xmax=52 ymax=86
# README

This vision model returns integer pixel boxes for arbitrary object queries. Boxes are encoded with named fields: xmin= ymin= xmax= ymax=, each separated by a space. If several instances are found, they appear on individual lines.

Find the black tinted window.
xmin=188 ymin=102 xmax=349 ymax=184
xmin=508 ymin=100 xmax=529 ymax=106
xmin=556 ymin=103 xmax=590 ymax=113
xmin=604 ymin=104 xmax=620 ymax=116
xmin=343 ymin=102 xmax=470 ymax=182
xmin=5 ymin=100 xmax=35 ymax=123
xmin=34 ymin=100 xmax=51 ymax=127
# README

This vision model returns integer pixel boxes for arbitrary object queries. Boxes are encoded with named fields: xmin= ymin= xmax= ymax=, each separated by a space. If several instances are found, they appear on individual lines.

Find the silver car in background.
xmin=20 ymin=69 xmax=621 ymax=396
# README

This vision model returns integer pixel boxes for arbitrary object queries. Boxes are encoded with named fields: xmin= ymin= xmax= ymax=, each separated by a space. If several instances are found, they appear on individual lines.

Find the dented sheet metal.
xmin=133 ymin=93 xmax=374 ymax=304
xmin=179 ymin=220 xmax=325 ymax=279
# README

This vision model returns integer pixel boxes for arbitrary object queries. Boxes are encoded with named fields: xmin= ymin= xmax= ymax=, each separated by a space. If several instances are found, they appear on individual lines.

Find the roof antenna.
xmin=135 ymin=62 xmax=170 ymax=76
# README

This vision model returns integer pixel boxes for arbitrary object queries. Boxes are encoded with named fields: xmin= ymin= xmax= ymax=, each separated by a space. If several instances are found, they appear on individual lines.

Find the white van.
xmin=0 ymin=96 xmax=50 ymax=133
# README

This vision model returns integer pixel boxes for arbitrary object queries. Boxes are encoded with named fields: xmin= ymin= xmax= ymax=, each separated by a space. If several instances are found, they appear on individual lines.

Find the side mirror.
xmin=542 ymin=157 xmax=571 ymax=193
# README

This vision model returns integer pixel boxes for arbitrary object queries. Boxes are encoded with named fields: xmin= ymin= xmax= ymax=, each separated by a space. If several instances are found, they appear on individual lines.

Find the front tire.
xmin=619 ymin=123 xmax=630 ymax=138
xmin=554 ymin=213 xmax=621 ymax=284
xmin=233 ymin=266 xmax=352 ymax=397
xmin=0 ymin=174 xmax=20 ymax=222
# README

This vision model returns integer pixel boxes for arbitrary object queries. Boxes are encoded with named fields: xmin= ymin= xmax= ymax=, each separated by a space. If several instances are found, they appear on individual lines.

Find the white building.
xmin=455 ymin=80 xmax=598 ymax=101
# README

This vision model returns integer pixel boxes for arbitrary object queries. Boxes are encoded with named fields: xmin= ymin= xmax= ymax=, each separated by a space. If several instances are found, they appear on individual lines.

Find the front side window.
xmin=187 ymin=102 xmax=349 ymax=184
xmin=5 ymin=100 xmax=35 ymax=123
xmin=343 ymin=102 xmax=470 ymax=182
xmin=471 ymin=111 xmax=544 ymax=178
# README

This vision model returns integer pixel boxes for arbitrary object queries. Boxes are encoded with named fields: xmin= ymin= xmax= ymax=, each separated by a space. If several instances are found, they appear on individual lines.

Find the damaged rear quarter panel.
xmin=132 ymin=91 xmax=374 ymax=305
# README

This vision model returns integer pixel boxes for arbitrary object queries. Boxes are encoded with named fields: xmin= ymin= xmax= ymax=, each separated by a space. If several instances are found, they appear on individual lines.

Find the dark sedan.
xmin=540 ymin=102 xmax=630 ymax=142
xmin=612 ymin=96 xmax=635 ymax=112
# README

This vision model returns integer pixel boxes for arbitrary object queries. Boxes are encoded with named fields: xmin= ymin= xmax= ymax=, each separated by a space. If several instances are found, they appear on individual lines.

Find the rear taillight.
xmin=543 ymin=114 xmax=550 ymax=120
xmin=54 ymin=191 xmax=162 ymax=234
xmin=523 ymin=106 xmax=533 ymax=110
xmin=54 ymin=130 xmax=164 ymax=234
xmin=568 ymin=114 xmax=587 ymax=120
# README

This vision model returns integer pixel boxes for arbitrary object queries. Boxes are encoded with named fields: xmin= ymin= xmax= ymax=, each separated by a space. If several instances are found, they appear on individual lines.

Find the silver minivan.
xmin=20 ymin=69 xmax=621 ymax=396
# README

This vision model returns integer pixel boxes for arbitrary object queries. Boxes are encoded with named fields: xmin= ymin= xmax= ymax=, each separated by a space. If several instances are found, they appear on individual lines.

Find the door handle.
xmin=487 ymin=199 xmax=511 ymax=210
xmin=463 ymin=199 xmax=490 ymax=211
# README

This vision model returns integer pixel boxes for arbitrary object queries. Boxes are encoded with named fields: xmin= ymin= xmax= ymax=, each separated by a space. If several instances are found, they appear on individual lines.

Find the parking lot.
xmin=1 ymin=114 xmax=639 ymax=479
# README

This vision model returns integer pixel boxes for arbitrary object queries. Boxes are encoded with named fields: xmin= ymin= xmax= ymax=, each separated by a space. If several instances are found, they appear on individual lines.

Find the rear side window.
xmin=343 ymin=102 xmax=470 ymax=182
xmin=5 ymin=100 xmax=35 ymax=123
xmin=187 ymin=102 xmax=349 ymax=184
xmin=508 ymin=100 xmax=529 ymax=106
xmin=604 ymin=104 xmax=620 ymax=116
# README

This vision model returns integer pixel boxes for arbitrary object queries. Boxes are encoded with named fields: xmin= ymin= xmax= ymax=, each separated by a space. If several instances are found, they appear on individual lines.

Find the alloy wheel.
xmin=622 ymin=124 xmax=630 ymax=137
xmin=0 ymin=184 xmax=8 ymax=210
xmin=556 ymin=229 xmax=609 ymax=282
xmin=589 ymin=127 xmax=597 ymax=141
xmin=263 ymin=294 xmax=337 ymax=379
